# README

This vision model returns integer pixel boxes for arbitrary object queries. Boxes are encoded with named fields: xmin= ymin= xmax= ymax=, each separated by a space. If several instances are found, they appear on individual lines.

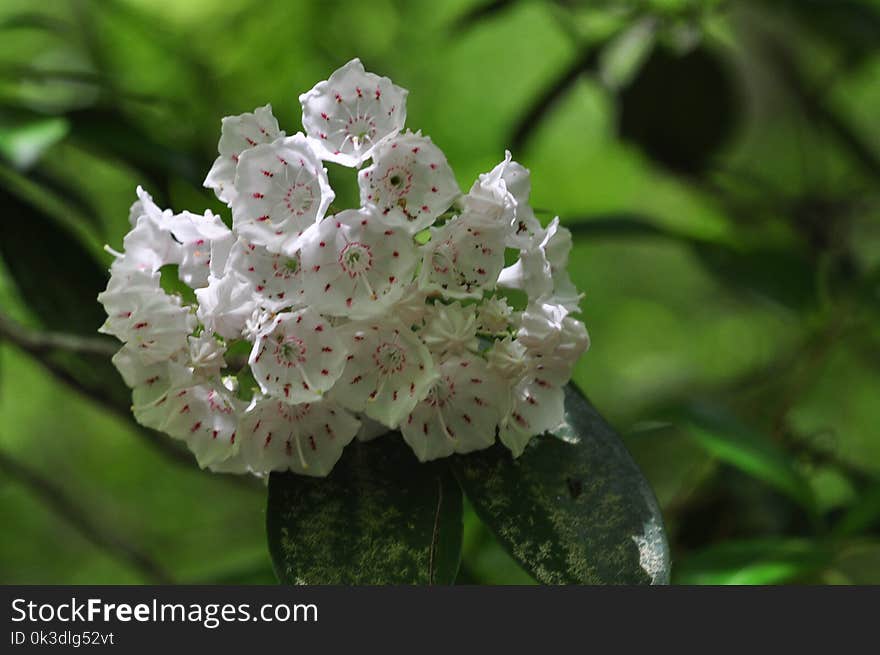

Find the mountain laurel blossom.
xmin=98 ymin=59 xmax=589 ymax=477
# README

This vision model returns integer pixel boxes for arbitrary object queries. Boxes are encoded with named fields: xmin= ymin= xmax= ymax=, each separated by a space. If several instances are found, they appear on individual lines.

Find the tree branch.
xmin=0 ymin=312 xmax=263 ymax=492
xmin=0 ymin=311 xmax=117 ymax=357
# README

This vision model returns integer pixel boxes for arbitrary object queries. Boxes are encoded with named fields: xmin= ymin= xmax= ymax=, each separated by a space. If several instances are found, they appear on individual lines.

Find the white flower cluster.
xmin=98 ymin=59 xmax=589 ymax=477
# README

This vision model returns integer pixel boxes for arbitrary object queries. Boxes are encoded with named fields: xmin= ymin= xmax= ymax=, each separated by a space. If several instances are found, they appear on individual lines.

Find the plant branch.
xmin=0 ymin=312 xmax=262 ymax=491
xmin=0 ymin=447 xmax=174 ymax=583
xmin=0 ymin=312 xmax=117 ymax=357
xmin=510 ymin=47 xmax=601 ymax=153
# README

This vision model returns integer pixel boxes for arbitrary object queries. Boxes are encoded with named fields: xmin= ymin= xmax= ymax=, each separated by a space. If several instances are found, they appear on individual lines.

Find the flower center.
xmin=276 ymin=335 xmax=306 ymax=366
xmin=431 ymin=238 xmax=458 ymax=274
xmin=380 ymin=166 xmax=412 ymax=199
xmin=278 ymin=401 xmax=312 ymax=422
xmin=425 ymin=376 xmax=455 ymax=408
xmin=273 ymin=255 xmax=300 ymax=282
xmin=345 ymin=114 xmax=377 ymax=148
xmin=207 ymin=389 xmax=234 ymax=414
xmin=339 ymin=242 xmax=373 ymax=278
xmin=284 ymin=183 xmax=314 ymax=217
xmin=373 ymin=342 xmax=406 ymax=374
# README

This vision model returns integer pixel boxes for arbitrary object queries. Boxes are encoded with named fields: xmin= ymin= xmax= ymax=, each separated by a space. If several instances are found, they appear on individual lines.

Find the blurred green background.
xmin=0 ymin=0 xmax=879 ymax=584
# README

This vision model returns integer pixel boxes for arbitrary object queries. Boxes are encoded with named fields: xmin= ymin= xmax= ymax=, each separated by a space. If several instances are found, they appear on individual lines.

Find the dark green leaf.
xmin=833 ymin=483 xmax=880 ymax=538
xmin=675 ymin=538 xmax=831 ymax=585
xmin=565 ymin=212 xmax=816 ymax=309
xmin=566 ymin=214 xmax=701 ymax=242
xmin=452 ymin=384 xmax=669 ymax=585
xmin=618 ymin=46 xmax=740 ymax=175
xmin=674 ymin=403 xmax=818 ymax=518
xmin=452 ymin=0 xmax=517 ymax=33
xmin=267 ymin=436 xmax=463 ymax=584
xmin=0 ymin=12 xmax=70 ymax=33
xmin=691 ymin=242 xmax=816 ymax=310
xmin=777 ymin=0 xmax=880 ymax=66
xmin=67 ymin=107 xmax=202 ymax=195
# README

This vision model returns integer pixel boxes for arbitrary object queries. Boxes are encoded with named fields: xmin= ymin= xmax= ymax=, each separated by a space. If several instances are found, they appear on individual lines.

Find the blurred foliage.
xmin=0 ymin=0 xmax=879 ymax=584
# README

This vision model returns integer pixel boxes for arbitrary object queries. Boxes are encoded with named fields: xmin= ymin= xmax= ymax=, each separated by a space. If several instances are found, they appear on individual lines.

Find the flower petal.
xmin=300 ymin=58 xmax=407 ymax=167
xmin=239 ymin=397 xmax=360 ymax=476
xmin=299 ymin=208 xmax=418 ymax=319
xmin=358 ymin=131 xmax=459 ymax=232
xmin=204 ymin=104 xmax=284 ymax=205
xmin=249 ymin=308 xmax=347 ymax=403
xmin=232 ymin=133 xmax=333 ymax=255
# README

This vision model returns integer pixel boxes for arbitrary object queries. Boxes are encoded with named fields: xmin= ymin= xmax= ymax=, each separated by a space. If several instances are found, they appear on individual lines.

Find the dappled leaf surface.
xmin=452 ymin=385 xmax=669 ymax=585
xmin=267 ymin=436 xmax=463 ymax=585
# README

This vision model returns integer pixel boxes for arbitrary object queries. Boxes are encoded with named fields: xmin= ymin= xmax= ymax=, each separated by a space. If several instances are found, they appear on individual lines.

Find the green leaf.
xmin=452 ymin=384 xmax=669 ymax=585
xmin=67 ymin=107 xmax=201 ymax=193
xmin=0 ymin=112 xmax=69 ymax=169
xmin=833 ymin=483 xmax=880 ymax=538
xmin=675 ymin=538 xmax=831 ymax=585
xmin=674 ymin=403 xmax=818 ymax=518
xmin=776 ymin=0 xmax=880 ymax=66
xmin=690 ymin=242 xmax=816 ymax=310
xmin=267 ymin=436 xmax=463 ymax=584
xmin=599 ymin=16 xmax=657 ymax=90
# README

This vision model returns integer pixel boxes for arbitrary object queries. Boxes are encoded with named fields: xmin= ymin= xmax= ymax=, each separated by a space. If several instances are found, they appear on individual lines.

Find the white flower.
xmin=98 ymin=270 xmax=195 ymax=364
xmin=517 ymin=301 xmax=590 ymax=383
xmin=486 ymin=303 xmax=589 ymax=457
xmin=487 ymin=332 xmax=569 ymax=458
xmin=401 ymin=355 xmax=508 ymax=462
xmin=498 ymin=217 xmax=581 ymax=311
xmin=386 ymin=283 xmax=430 ymax=328
xmin=239 ymin=397 xmax=360 ymax=476
xmin=358 ymin=130 xmax=459 ymax=232
xmin=499 ymin=377 xmax=565 ymax=457
xmin=464 ymin=151 xmax=542 ymax=248
xmin=299 ymin=208 xmax=418 ymax=319
xmin=487 ymin=336 xmax=528 ymax=380
xmin=120 ymin=189 xmax=232 ymax=290
xmin=249 ymin=308 xmax=346 ymax=403
xmin=224 ymin=237 xmax=305 ymax=311
xmin=300 ymin=58 xmax=407 ymax=167
xmin=136 ymin=381 xmax=242 ymax=468
xmin=231 ymin=133 xmax=334 ymax=256
xmin=243 ymin=306 xmax=274 ymax=342
xmin=167 ymin=210 xmax=233 ymax=288
xmin=128 ymin=185 xmax=168 ymax=227
xmin=419 ymin=301 xmax=479 ymax=358
xmin=477 ymin=296 xmax=513 ymax=335
xmin=102 ymin=62 xmax=591 ymax=476
xmin=195 ymin=272 xmax=257 ymax=340
xmin=355 ymin=415 xmax=389 ymax=442
xmin=117 ymin=213 xmax=179 ymax=274
xmin=187 ymin=332 xmax=227 ymax=374
xmin=204 ymin=104 xmax=284 ymax=205
xmin=419 ymin=212 xmax=506 ymax=299
xmin=333 ymin=319 xmax=436 ymax=427
xmin=111 ymin=344 xmax=192 ymax=408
